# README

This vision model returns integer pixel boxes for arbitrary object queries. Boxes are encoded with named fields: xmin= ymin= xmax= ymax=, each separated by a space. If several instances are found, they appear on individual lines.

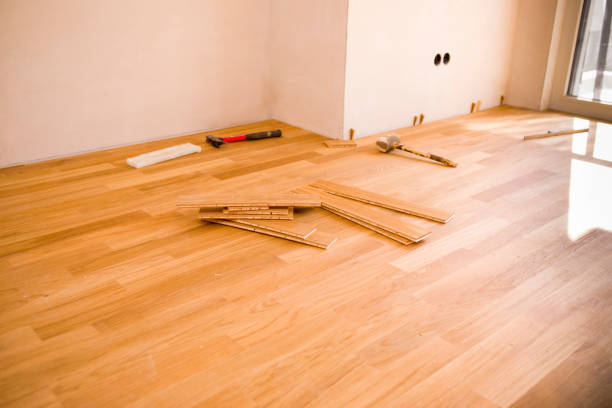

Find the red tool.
xmin=206 ymin=130 xmax=282 ymax=148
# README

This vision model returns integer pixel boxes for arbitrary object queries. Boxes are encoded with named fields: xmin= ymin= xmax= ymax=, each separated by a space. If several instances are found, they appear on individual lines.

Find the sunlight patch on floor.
xmin=568 ymin=158 xmax=612 ymax=240
xmin=570 ymin=118 xmax=590 ymax=155
xmin=594 ymin=123 xmax=612 ymax=162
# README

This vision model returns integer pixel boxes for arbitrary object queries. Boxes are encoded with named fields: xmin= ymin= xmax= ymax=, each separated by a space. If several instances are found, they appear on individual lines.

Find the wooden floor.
xmin=1 ymin=106 xmax=611 ymax=407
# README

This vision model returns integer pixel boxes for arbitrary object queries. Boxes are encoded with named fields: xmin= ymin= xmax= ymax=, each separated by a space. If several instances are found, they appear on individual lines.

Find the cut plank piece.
xmin=324 ymin=140 xmax=357 ymax=148
xmin=209 ymin=219 xmax=336 ymax=249
xmin=226 ymin=206 xmax=269 ymax=211
xmin=298 ymin=186 xmax=431 ymax=243
xmin=127 ymin=143 xmax=201 ymax=168
xmin=327 ymin=209 xmax=412 ymax=245
xmin=228 ymin=219 xmax=317 ymax=239
xmin=310 ymin=180 xmax=453 ymax=223
xmin=523 ymin=128 xmax=589 ymax=140
xmin=199 ymin=208 xmax=293 ymax=220
xmin=223 ymin=208 xmax=290 ymax=215
xmin=177 ymin=193 xmax=320 ymax=208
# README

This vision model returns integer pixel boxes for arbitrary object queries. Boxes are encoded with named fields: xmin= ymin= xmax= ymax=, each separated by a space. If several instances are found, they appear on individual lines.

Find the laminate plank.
xmin=298 ymin=186 xmax=431 ymax=242
xmin=225 ymin=206 xmax=270 ymax=211
xmin=223 ymin=207 xmax=290 ymax=215
xmin=0 ymin=327 xmax=42 ymax=352
xmin=198 ymin=207 xmax=294 ymax=220
xmin=0 ymin=211 xmax=151 ymax=258
xmin=474 ymin=311 xmax=591 ymax=407
xmin=0 ymin=163 xmax=116 ymax=188
xmin=322 ymin=206 xmax=413 ymax=245
xmin=1 ymin=108 xmax=611 ymax=407
xmin=107 ymin=158 xmax=231 ymax=189
xmin=228 ymin=218 xmax=317 ymax=239
xmin=212 ymin=151 xmax=321 ymax=180
xmin=472 ymin=169 xmax=557 ymax=202
xmin=323 ymin=140 xmax=357 ymax=148
xmin=2 ymin=386 xmax=63 ymax=408
xmin=310 ymin=179 xmax=454 ymax=223
xmin=509 ymin=342 xmax=612 ymax=407
xmin=177 ymin=193 xmax=320 ymax=208
xmin=209 ymin=219 xmax=336 ymax=249
xmin=523 ymin=128 xmax=589 ymax=140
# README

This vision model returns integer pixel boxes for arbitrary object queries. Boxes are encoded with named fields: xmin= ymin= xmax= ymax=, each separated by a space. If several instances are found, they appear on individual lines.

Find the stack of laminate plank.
xmin=177 ymin=183 xmax=453 ymax=248
xmin=177 ymin=193 xmax=337 ymax=249
xmin=297 ymin=180 xmax=454 ymax=245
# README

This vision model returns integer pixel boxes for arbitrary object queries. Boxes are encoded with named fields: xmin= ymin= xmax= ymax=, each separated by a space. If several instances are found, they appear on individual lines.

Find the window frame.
xmin=549 ymin=0 xmax=612 ymax=121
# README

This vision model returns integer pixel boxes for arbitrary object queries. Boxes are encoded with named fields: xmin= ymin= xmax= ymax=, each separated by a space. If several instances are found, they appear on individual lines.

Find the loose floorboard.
xmin=310 ymin=179 xmax=454 ymax=223
xmin=0 ymin=107 xmax=611 ymax=407
xmin=209 ymin=219 xmax=336 ymax=249
xmin=297 ymin=186 xmax=431 ymax=243
xmin=198 ymin=207 xmax=294 ymax=220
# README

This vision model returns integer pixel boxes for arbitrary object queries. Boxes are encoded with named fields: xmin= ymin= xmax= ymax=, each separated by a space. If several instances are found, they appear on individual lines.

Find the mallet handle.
xmin=245 ymin=129 xmax=282 ymax=140
xmin=395 ymin=144 xmax=457 ymax=167
xmin=222 ymin=130 xmax=282 ymax=143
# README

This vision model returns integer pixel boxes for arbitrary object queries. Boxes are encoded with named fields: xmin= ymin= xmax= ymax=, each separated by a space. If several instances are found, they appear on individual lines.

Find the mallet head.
xmin=206 ymin=135 xmax=225 ymax=148
xmin=376 ymin=135 xmax=401 ymax=153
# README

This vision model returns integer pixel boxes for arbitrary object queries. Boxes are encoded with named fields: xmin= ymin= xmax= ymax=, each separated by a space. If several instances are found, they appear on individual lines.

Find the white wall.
xmin=2 ymin=0 xmax=554 ymax=166
xmin=269 ymin=0 xmax=348 ymax=139
xmin=343 ymin=0 xmax=520 ymax=139
xmin=0 ymin=0 xmax=352 ymax=167
xmin=0 ymin=0 xmax=272 ymax=167
xmin=505 ymin=0 xmax=561 ymax=110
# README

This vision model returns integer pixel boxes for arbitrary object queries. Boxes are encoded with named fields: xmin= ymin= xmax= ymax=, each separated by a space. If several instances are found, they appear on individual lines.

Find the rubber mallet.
xmin=376 ymin=135 xmax=457 ymax=167
xmin=206 ymin=129 xmax=282 ymax=148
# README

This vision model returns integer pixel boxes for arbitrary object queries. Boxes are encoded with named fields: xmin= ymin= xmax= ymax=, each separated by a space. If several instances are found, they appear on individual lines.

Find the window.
xmin=568 ymin=0 xmax=612 ymax=104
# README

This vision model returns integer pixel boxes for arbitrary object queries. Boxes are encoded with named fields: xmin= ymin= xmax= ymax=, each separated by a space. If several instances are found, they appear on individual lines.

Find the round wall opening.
xmin=443 ymin=52 xmax=451 ymax=64
xmin=434 ymin=53 xmax=441 ymax=66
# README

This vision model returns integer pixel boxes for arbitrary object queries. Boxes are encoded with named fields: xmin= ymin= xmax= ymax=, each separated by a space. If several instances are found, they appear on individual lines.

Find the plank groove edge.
xmin=310 ymin=180 xmax=453 ymax=223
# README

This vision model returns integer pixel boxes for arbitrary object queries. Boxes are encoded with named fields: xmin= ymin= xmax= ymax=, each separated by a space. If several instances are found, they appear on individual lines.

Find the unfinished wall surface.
xmin=268 ymin=0 xmax=348 ymax=139
xmin=0 ymin=0 xmax=272 ymax=167
xmin=506 ymin=0 xmax=561 ymax=110
xmin=2 ymin=0 xmax=553 ymax=165
xmin=343 ymin=0 xmax=520 ymax=138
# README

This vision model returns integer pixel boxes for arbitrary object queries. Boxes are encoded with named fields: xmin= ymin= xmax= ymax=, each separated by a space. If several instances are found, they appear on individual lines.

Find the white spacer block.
xmin=127 ymin=143 xmax=201 ymax=168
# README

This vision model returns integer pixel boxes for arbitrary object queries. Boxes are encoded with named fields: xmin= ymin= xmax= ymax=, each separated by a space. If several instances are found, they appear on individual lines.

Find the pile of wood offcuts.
xmin=177 ymin=180 xmax=453 ymax=249
xmin=177 ymin=193 xmax=336 ymax=249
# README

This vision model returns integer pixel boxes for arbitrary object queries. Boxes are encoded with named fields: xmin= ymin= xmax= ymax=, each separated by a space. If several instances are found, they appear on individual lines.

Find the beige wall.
xmin=343 ymin=0 xmax=520 ymax=138
xmin=0 ymin=0 xmax=272 ymax=167
xmin=2 ymin=0 xmax=561 ymax=165
xmin=0 ymin=0 xmax=349 ymax=167
xmin=269 ymin=0 xmax=348 ymax=139
xmin=506 ymin=0 xmax=560 ymax=110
